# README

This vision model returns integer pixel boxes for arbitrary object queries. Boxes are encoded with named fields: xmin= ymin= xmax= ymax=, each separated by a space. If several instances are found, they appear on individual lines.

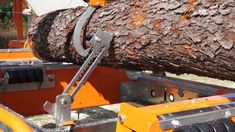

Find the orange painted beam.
xmin=13 ymin=0 xmax=24 ymax=40
xmin=142 ymin=93 xmax=235 ymax=115
xmin=0 ymin=106 xmax=33 ymax=132
xmin=0 ymin=49 xmax=37 ymax=62
xmin=118 ymin=93 xmax=235 ymax=132
xmin=0 ymin=66 xmax=129 ymax=116
xmin=89 ymin=0 xmax=105 ymax=6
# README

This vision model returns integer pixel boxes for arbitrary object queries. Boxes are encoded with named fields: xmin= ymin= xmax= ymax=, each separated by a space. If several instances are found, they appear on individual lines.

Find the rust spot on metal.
xmin=225 ymin=32 xmax=235 ymax=42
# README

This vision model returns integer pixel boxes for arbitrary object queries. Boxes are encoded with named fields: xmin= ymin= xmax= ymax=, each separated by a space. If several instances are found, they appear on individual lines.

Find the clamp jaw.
xmin=73 ymin=0 xmax=106 ymax=57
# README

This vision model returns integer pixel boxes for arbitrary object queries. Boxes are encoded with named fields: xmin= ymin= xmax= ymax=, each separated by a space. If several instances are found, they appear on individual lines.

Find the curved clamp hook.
xmin=73 ymin=6 xmax=96 ymax=57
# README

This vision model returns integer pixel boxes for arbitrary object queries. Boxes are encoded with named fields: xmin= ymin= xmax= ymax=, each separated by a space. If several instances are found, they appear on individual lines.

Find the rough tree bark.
xmin=27 ymin=0 xmax=235 ymax=81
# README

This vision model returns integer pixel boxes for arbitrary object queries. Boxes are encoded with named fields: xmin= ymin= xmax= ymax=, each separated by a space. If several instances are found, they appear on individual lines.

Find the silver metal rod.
xmin=0 ymin=48 xmax=32 ymax=52
xmin=71 ymin=47 xmax=106 ymax=98
xmin=63 ymin=49 xmax=97 ymax=94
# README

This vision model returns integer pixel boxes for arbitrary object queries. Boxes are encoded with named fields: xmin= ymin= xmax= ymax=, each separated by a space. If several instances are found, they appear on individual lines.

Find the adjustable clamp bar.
xmin=44 ymin=29 xmax=113 ymax=126
xmin=63 ymin=29 xmax=112 ymax=97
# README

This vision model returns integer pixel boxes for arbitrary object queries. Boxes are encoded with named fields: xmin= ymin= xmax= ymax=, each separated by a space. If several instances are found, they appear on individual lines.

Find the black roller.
xmin=18 ymin=69 xmax=27 ymax=83
xmin=207 ymin=120 xmax=228 ymax=132
xmin=34 ymin=68 xmax=43 ymax=82
xmin=218 ymin=119 xmax=235 ymax=132
xmin=5 ymin=70 xmax=19 ymax=84
xmin=192 ymin=123 xmax=214 ymax=132
xmin=174 ymin=125 xmax=201 ymax=132
xmin=26 ymin=69 xmax=35 ymax=82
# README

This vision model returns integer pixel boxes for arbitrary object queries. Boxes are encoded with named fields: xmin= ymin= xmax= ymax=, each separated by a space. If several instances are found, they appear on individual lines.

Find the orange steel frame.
xmin=116 ymin=93 xmax=235 ymax=132
xmin=1 ymin=51 xmax=235 ymax=131
xmin=0 ymin=66 xmax=129 ymax=116
xmin=0 ymin=50 xmax=36 ymax=62
xmin=0 ymin=46 xmax=148 ymax=131
xmin=1 ymin=0 xmax=28 ymax=48
xmin=13 ymin=0 xmax=27 ymax=41
xmin=1 ymin=1 xmax=235 ymax=131
xmin=0 ymin=106 xmax=32 ymax=132
xmin=89 ymin=0 xmax=106 ymax=6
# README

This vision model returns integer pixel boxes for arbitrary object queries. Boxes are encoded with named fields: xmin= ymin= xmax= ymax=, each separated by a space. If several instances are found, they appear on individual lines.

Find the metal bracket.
xmin=159 ymin=102 xmax=235 ymax=130
xmin=73 ymin=6 xmax=96 ymax=57
xmin=44 ymin=29 xmax=113 ymax=126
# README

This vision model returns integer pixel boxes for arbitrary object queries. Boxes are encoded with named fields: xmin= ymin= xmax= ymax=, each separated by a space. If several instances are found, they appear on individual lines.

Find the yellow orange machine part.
xmin=0 ymin=48 xmax=36 ymax=62
xmin=117 ymin=93 xmax=235 ymax=132
xmin=0 ymin=106 xmax=33 ymax=132
xmin=89 ymin=0 xmax=106 ymax=6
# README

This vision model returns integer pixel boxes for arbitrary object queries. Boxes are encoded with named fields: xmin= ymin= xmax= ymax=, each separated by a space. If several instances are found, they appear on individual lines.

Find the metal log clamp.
xmin=43 ymin=4 xmax=113 ymax=128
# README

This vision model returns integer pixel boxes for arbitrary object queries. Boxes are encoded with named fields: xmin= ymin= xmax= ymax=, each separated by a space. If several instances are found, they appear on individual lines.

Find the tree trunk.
xmin=27 ymin=0 xmax=235 ymax=81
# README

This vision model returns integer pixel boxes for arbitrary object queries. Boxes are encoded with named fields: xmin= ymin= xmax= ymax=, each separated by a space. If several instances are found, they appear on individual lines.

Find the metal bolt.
xmin=60 ymin=98 xmax=68 ymax=105
xmin=151 ymin=90 xmax=157 ymax=97
xmin=169 ymin=94 xmax=175 ymax=102
xmin=225 ymin=111 xmax=231 ymax=117
xmin=118 ymin=115 xmax=126 ymax=123
xmin=94 ymin=36 xmax=101 ymax=42
xmin=178 ymin=89 xmax=185 ymax=97
xmin=171 ymin=120 xmax=180 ymax=127
xmin=48 ymin=75 xmax=54 ymax=82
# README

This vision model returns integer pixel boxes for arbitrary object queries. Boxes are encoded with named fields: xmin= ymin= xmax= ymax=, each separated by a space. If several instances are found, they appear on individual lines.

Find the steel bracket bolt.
xmin=60 ymin=98 xmax=68 ymax=105
xmin=178 ymin=89 xmax=185 ymax=97
xmin=151 ymin=90 xmax=157 ymax=97
xmin=225 ymin=111 xmax=231 ymax=117
xmin=94 ymin=36 xmax=101 ymax=42
xmin=118 ymin=115 xmax=126 ymax=124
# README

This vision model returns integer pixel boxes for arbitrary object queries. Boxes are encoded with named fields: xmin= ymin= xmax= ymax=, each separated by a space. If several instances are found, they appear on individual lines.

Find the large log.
xmin=27 ymin=0 xmax=235 ymax=81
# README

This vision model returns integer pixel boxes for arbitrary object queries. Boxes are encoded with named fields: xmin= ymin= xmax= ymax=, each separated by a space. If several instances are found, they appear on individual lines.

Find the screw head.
xmin=225 ymin=111 xmax=231 ymax=117
xmin=151 ymin=90 xmax=157 ymax=97
xmin=178 ymin=89 xmax=185 ymax=97
xmin=60 ymin=98 xmax=68 ymax=105
xmin=118 ymin=115 xmax=126 ymax=123
xmin=169 ymin=94 xmax=175 ymax=102
xmin=94 ymin=36 xmax=101 ymax=42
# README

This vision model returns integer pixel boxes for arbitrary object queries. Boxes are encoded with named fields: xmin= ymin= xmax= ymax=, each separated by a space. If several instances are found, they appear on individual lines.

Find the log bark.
xmin=27 ymin=0 xmax=235 ymax=81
